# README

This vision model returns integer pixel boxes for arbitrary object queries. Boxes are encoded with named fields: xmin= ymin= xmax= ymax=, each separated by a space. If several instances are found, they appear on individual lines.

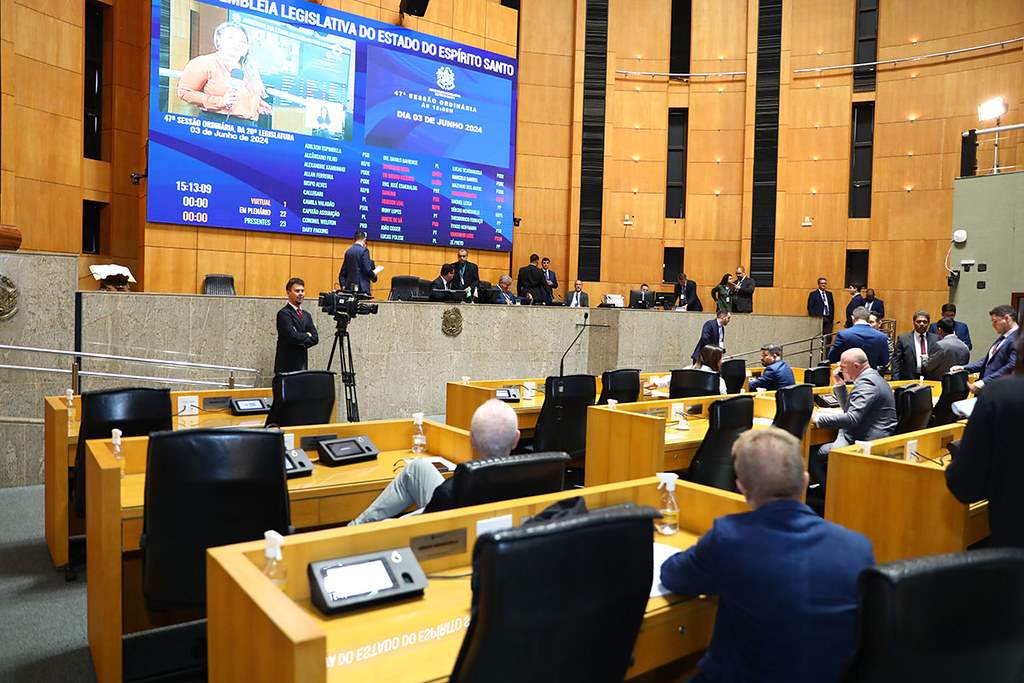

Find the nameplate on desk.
xmin=410 ymin=528 xmax=467 ymax=561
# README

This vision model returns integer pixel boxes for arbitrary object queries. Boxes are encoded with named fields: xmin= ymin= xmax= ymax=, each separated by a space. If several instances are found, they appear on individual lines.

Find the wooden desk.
xmin=206 ymin=477 xmax=749 ymax=683
xmin=825 ymin=422 xmax=988 ymax=563
xmin=44 ymin=387 xmax=280 ymax=569
xmin=85 ymin=418 xmax=471 ymax=683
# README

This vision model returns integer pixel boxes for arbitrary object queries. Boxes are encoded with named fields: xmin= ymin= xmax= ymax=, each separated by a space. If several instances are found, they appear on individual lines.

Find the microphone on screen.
xmin=227 ymin=68 xmax=245 ymax=109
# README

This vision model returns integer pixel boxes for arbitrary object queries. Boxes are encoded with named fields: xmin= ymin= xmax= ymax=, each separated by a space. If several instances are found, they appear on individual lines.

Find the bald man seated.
xmin=350 ymin=399 xmax=520 ymax=525
xmin=660 ymin=428 xmax=875 ymax=683
xmin=809 ymin=348 xmax=897 ymax=487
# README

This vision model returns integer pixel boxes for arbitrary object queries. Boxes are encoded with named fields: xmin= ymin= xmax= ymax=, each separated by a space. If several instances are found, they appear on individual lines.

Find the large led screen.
xmin=148 ymin=0 xmax=517 ymax=251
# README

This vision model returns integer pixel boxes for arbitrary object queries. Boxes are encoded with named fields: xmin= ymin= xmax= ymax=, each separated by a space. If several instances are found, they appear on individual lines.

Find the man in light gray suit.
xmin=809 ymin=348 xmax=897 ymax=487
xmin=924 ymin=317 xmax=971 ymax=380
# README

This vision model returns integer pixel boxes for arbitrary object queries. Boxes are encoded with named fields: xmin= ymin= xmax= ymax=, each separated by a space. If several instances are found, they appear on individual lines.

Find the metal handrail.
xmin=726 ymin=333 xmax=830 ymax=361
xmin=0 ymin=363 xmax=254 ymax=389
xmin=0 ymin=343 xmax=256 ymax=373
xmin=793 ymin=36 xmax=1024 ymax=74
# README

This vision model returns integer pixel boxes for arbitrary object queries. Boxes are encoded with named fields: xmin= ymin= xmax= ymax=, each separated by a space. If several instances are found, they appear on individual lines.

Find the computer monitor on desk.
xmin=653 ymin=292 xmax=676 ymax=309
xmin=430 ymin=289 xmax=467 ymax=303
xmin=629 ymin=289 xmax=654 ymax=309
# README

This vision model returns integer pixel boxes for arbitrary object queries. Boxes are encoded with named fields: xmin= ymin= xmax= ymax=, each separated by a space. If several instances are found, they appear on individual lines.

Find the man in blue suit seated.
xmin=952 ymin=304 xmax=1019 ymax=394
xmin=748 ymin=343 xmax=796 ymax=391
xmin=692 ymin=311 xmax=730 ymax=362
xmin=660 ymin=428 xmax=875 ymax=683
xmin=928 ymin=302 xmax=972 ymax=350
xmin=828 ymin=306 xmax=890 ymax=369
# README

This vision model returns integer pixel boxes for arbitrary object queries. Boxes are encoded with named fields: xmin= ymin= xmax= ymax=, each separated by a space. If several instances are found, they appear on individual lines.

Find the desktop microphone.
xmin=559 ymin=311 xmax=590 ymax=377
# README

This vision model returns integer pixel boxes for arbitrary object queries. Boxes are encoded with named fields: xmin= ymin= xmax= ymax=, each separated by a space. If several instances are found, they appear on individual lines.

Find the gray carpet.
xmin=0 ymin=485 xmax=96 ymax=682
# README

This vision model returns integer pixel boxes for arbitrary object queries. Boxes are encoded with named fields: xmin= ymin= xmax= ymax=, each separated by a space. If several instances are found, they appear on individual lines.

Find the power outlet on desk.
xmin=476 ymin=514 xmax=513 ymax=538
xmin=177 ymin=395 xmax=199 ymax=416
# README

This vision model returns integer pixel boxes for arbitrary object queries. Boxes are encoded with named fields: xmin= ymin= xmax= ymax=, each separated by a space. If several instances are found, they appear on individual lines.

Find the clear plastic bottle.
xmin=111 ymin=428 xmax=124 ymax=479
xmin=411 ymin=412 xmax=427 ymax=454
xmin=263 ymin=530 xmax=287 ymax=590
xmin=655 ymin=472 xmax=679 ymax=536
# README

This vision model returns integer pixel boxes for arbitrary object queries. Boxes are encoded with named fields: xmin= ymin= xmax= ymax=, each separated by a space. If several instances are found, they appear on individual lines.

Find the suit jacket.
xmin=748 ymin=360 xmax=796 ymax=391
xmin=806 ymin=289 xmax=835 ymax=322
xmin=450 ymin=261 xmax=479 ymax=291
xmin=339 ymin=242 xmax=377 ymax=294
xmin=923 ymin=334 xmax=971 ymax=380
xmin=828 ymin=323 xmax=890 ymax=369
xmin=492 ymin=287 xmax=526 ymax=305
xmin=964 ymin=327 xmax=1019 ymax=382
xmin=732 ymin=276 xmax=755 ymax=313
xmin=946 ymin=375 xmax=1024 ymax=548
xmin=928 ymin=319 xmax=972 ymax=350
xmin=674 ymin=280 xmax=703 ymax=310
xmin=892 ymin=331 xmax=938 ymax=380
xmin=862 ymin=297 xmax=884 ymax=319
xmin=273 ymin=305 xmax=318 ymax=375
xmin=431 ymin=276 xmax=451 ymax=290
xmin=844 ymin=293 xmax=864 ymax=328
xmin=815 ymin=368 xmax=897 ymax=444
xmin=516 ymin=263 xmax=550 ymax=303
xmin=566 ymin=290 xmax=589 ymax=308
xmin=660 ymin=499 xmax=874 ymax=683
xmin=692 ymin=319 xmax=726 ymax=362
xmin=541 ymin=268 xmax=558 ymax=292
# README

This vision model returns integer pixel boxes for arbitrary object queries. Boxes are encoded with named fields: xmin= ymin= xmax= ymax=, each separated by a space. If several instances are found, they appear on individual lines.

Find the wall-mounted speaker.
xmin=400 ymin=0 xmax=430 ymax=16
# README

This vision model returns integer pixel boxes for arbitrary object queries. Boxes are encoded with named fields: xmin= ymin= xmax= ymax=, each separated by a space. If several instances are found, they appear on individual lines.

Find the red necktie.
xmin=296 ymin=307 xmax=303 ymax=319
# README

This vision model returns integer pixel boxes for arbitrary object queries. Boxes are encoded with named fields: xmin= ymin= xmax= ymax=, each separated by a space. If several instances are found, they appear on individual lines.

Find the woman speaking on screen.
xmin=176 ymin=22 xmax=272 ymax=122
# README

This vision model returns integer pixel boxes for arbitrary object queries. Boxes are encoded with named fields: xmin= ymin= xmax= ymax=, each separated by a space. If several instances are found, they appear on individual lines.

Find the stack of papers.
xmin=651 ymin=542 xmax=680 ymax=597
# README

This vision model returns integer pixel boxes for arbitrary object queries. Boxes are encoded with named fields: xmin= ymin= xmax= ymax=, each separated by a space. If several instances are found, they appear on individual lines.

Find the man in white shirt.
xmin=892 ymin=311 xmax=938 ymax=380
xmin=567 ymin=280 xmax=589 ymax=308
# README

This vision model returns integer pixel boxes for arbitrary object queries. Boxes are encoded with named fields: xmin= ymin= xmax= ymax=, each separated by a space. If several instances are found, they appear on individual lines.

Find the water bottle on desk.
xmin=411 ymin=412 xmax=427 ymax=454
xmin=655 ymin=472 xmax=679 ymax=536
xmin=111 ymin=428 xmax=124 ymax=478
xmin=263 ymin=530 xmax=287 ymax=590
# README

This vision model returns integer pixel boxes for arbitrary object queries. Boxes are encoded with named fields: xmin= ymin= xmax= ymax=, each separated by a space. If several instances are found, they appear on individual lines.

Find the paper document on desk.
xmin=753 ymin=417 xmax=774 ymax=426
xmin=651 ymin=542 xmax=681 ymax=598
xmin=401 ymin=456 xmax=457 ymax=471
xmin=952 ymin=397 xmax=976 ymax=418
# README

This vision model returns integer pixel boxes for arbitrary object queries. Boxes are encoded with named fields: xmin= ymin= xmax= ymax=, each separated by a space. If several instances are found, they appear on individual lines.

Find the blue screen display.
xmin=147 ymin=0 xmax=517 ymax=252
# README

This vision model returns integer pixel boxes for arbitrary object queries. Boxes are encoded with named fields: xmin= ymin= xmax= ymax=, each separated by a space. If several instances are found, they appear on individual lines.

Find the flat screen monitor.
xmin=653 ymin=291 xmax=676 ymax=309
xmin=146 ymin=0 xmax=517 ymax=253
xmin=629 ymin=290 xmax=654 ymax=309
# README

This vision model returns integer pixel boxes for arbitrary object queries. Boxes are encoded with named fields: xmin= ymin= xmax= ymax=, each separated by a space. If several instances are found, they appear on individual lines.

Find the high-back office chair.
xmin=669 ymin=369 xmax=720 ymax=399
xmin=844 ymin=549 xmax=1024 ymax=682
xmin=388 ymin=275 xmax=426 ymax=301
xmin=141 ymin=428 xmax=291 ymax=609
xmin=720 ymin=358 xmax=746 ymax=394
xmin=73 ymin=387 xmax=172 ymax=520
xmin=474 ymin=280 xmax=493 ymax=304
xmin=772 ymin=384 xmax=815 ymax=440
xmin=450 ymin=504 xmax=657 ymax=683
xmin=893 ymin=384 xmax=933 ymax=435
xmin=202 ymin=274 xmax=236 ymax=295
xmin=530 ymin=375 xmax=596 ymax=460
xmin=687 ymin=395 xmax=753 ymax=493
xmin=434 ymin=452 xmax=570 ymax=512
xmin=264 ymin=370 xmax=336 ymax=427
xmin=930 ymin=371 xmax=969 ymax=427
xmin=804 ymin=366 xmax=831 ymax=387
xmin=597 ymin=369 xmax=641 ymax=405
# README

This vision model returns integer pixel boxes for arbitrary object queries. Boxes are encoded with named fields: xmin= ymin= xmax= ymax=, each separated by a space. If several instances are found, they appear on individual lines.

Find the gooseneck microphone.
xmin=559 ymin=311 xmax=590 ymax=377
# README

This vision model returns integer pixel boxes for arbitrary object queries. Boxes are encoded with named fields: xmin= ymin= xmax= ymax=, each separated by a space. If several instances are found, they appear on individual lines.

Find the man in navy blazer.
xmin=861 ymin=288 xmax=884 ymax=319
xmin=748 ymin=344 xmax=796 ymax=391
xmin=807 ymin=277 xmax=836 ymax=337
xmin=843 ymin=285 xmax=864 ymax=328
xmin=274 ymin=278 xmax=319 ymax=375
xmin=828 ymin=306 xmax=890 ymax=369
xmin=953 ymin=304 xmax=1019 ymax=394
xmin=661 ymin=428 xmax=875 ymax=683
xmin=339 ymin=230 xmax=377 ymax=294
xmin=692 ymin=311 xmax=730 ymax=362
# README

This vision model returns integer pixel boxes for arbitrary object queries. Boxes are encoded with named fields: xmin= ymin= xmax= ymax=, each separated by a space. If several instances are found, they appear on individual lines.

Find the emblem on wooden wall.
xmin=442 ymin=307 xmax=463 ymax=337
xmin=0 ymin=274 xmax=18 ymax=321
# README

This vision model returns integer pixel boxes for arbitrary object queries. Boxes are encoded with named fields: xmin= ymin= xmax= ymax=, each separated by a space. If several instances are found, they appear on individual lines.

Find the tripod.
xmin=326 ymin=313 xmax=360 ymax=422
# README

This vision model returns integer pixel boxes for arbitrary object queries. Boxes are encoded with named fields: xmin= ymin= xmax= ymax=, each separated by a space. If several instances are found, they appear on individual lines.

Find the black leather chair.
xmin=202 ymin=274 xmax=236 ymax=295
xmin=388 ymin=275 xmax=426 ymax=301
xmin=669 ymin=369 xmax=721 ymax=399
xmin=720 ymin=358 xmax=746 ymax=394
xmin=893 ymin=384 xmax=933 ymax=435
xmin=597 ymin=369 xmax=641 ymax=405
xmin=442 ymin=452 xmax=570 ymax=510
xmin=687 ymin=395 xmax=753 ymax=492
xmin=450 ymin=504 xmax=658 ymax=683
xmin=804 ymin=366 xmax=831 ymax=387
xmin=474 ymin=280 xmax=493 ymax=304
xmin=844 ymin=548 xmax=1024 ymax=682
xmin=930 ymin=371 xmax=969 ymax=427
xmin=264 ymin=370 xmax=335 ymax=427
xmin=141 ymin=428 xmax=291 ymax=610
xmin=72 ymin=387 xmax=173 ymax=520
xmin=530 ymin=374 xmax=596 ymax=460
xmin=772 ymin=383 xmax=814 ymax=440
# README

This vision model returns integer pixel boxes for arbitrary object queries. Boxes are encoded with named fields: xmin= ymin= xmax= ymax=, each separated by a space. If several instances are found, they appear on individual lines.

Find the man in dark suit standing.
xmin=540 ymin=257 xmax=558 ymax=300
xmin=661 ymin=428 xmax=874 ymax=683
xmin=844 ymin=285 xmax=864 ymax=328
xmin=892 ymin=310 xmax=938 ymax=380
xmin=923 ymin=317 xmax=971 ymax=380
xmin=828 ymin=306 xmax=890 ymax=369
xmin=806 ymin=277 xmax=835 ymax=338
xmin=432 ymin=263 xmax=455 ymax=290
xmin=953 ymin=304 xmax=1019 ymax=394
xmin=730 ymin=265 xmax=755 ymax=313
xmin=274 ymin=278 xmax=319 ymax=375
xmin=674 ymin=272 xmax=702 ymax=310
xmin=450 ymin=248 xmax=479 ymax=292
xmin=692 ymin=311 xmax=730 ymax=362
xmin=566 ymin=279 xmax=589 ymax=308
xmin=928 ymin=302 xmax=973 ymax=350
xmin=339 ymin=230 xmax=377 ymax=294
xmin=862 ymin=288 xmax=884 ymax=319
xmin=516 ymin=253 xmax=549 ymax=304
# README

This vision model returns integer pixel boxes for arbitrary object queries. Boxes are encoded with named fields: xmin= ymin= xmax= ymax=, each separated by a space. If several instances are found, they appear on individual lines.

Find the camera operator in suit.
xmin=274 ymin=278 xmax=318 ymax=375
